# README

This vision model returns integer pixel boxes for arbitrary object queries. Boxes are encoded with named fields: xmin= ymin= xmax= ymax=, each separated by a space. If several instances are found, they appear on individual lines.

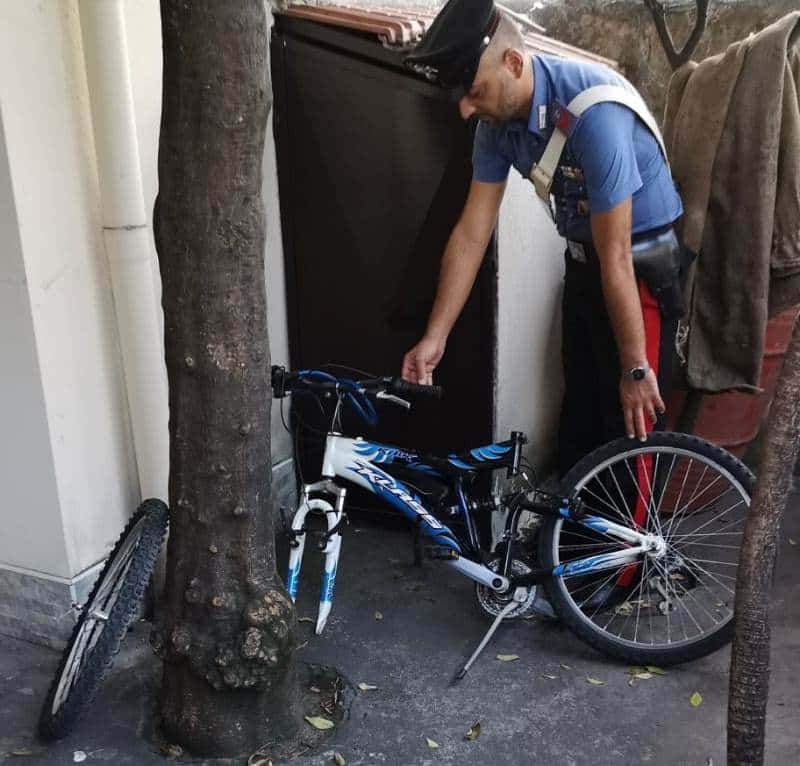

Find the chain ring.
xmin=475 ymin=558 xmax=539 ymax=619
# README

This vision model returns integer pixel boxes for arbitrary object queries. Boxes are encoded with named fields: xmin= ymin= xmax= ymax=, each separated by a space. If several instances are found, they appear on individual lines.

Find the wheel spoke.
xmin=548 ymin=440 xmax=750 ymax=655
xmin=50 ymin=517 xmax=147 ymax=716
xmin=669 ymin=497 xmax=747 ymax=544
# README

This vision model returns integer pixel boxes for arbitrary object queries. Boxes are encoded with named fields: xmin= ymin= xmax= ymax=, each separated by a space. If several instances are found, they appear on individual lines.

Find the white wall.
xmin=0 ymin=1 xmax=140 ymax=579
xmin=124 ymin=0 xmax=163 ymax=238
xmin=496 ymin=173 xmax=565 ymax=472
xmin=0 ymin=108 xmax=69 ymax=577
xmin=264 ymin=107 xmax=293 ymax=464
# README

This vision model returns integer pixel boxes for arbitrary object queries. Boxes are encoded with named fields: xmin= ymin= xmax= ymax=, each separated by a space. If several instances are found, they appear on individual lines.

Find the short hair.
xmin=484 ymin=12 xmax=525 ymax=69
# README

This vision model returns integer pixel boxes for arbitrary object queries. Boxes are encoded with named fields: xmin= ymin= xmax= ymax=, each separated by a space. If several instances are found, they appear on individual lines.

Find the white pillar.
xmin=78 ymin=0 xmax=169 ymax=500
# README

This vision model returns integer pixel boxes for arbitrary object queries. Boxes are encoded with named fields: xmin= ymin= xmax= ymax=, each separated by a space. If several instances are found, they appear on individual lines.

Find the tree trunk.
xmin=728 ymin=314 xmax=800 ymax=765
xmin=152 ymin=1 xmax=300 ymax=756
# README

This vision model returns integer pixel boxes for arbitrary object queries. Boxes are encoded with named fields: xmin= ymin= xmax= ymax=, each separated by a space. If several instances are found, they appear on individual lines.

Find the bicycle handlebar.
xmin=271 ymin=366 xmax=443 ymax=403
xmin=388 ymin=377 xmax=442 ymax=400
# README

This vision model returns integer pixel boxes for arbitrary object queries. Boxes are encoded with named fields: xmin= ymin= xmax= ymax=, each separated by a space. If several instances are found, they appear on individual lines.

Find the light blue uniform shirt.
xmin=472 ymin=55 xmax=683 ymax=242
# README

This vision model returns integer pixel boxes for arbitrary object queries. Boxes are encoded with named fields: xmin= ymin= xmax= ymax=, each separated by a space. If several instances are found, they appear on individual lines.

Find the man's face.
xmin=457 ymin=50 xmax=521 ymax=124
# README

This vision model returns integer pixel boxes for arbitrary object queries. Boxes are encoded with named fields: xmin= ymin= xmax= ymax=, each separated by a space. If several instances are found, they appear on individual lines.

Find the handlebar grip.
xmin=390 ymin=377 xmax=443 ymax=400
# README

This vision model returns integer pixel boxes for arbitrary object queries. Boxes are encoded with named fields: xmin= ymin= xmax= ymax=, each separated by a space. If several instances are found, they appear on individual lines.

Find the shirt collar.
xmin=527 ymin=56 xmax=549 ymax=138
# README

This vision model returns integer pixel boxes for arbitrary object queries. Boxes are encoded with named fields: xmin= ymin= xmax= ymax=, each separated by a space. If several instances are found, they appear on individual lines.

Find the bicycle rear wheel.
xmin=539 ymin=433 xmax=754 ymax=666
xmin=38 ymin=498 xmax=168 ymax=741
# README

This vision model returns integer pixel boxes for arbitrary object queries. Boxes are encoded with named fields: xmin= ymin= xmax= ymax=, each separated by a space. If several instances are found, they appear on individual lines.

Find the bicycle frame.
xmin=286 ymin=432 xmax=659 ymax=634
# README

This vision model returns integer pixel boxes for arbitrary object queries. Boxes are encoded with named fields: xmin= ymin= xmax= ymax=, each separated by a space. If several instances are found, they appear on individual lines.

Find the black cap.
xmin=405 ymin=0 xmax=500 ymax=100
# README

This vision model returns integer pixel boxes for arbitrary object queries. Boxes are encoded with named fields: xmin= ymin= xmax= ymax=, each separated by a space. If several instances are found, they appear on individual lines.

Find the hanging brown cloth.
xmin=663 ymin=11 xmax=800 ymax=392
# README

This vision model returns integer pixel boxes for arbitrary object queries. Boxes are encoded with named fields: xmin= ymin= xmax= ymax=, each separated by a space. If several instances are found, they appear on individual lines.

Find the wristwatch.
xmin=623 ymin=364 xmax=650 ymax=382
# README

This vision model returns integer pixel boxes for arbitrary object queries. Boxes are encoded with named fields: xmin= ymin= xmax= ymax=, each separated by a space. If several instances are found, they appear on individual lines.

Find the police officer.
xmin=401 ymin=0 xmax=684 ymax=477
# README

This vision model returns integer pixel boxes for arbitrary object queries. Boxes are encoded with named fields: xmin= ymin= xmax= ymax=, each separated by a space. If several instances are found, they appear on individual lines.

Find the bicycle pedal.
xmin=424 ymin=545 xmax=459 ymax=561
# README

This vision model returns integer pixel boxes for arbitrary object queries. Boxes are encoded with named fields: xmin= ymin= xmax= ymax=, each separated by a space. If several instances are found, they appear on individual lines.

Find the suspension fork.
xmin=285 ymin=479 xmax=347 ymax=635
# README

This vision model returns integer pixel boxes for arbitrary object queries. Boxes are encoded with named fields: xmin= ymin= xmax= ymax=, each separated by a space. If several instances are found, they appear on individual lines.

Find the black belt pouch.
xmin=632 ymin=229 xmax=695 ymax=320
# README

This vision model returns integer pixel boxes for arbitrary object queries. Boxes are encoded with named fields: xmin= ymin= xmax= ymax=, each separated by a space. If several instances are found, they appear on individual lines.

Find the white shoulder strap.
xmin=530 ymin=83 xmax=669 ymax=202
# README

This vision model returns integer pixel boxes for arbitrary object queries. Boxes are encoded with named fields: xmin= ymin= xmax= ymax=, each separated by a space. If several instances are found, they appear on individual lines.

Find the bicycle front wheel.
xmin=539 ymin=432 xmax=754 ymax=666
xmin=38 ymin=498 xmax=168 ymax=741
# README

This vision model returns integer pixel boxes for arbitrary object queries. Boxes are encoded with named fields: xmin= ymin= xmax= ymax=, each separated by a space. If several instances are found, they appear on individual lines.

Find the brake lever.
xmin=376 ymin=391 xmax=411 ymax=410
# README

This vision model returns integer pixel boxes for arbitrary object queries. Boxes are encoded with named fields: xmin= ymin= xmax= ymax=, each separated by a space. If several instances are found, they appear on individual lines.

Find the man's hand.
xmin=400 ymin=181 xmax=505 ymax=386
xmin=402 ymin=335 xmax=446 ymax=385
xmin=620 ymin=369 xmax=665 ymax=441
xmin=590 ymin=200 xmax=664 ymax=443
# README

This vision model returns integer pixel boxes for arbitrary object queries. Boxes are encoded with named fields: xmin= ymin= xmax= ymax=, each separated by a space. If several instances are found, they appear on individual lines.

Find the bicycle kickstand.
xmin=454 ymin=587 xmax=529 ymax=682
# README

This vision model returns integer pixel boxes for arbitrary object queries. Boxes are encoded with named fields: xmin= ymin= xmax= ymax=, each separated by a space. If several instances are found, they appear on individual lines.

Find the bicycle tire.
xmin=38 ymin=498 xmax=169 ymax=741
xmin=539 ymin=432 xmax=754 ymax=666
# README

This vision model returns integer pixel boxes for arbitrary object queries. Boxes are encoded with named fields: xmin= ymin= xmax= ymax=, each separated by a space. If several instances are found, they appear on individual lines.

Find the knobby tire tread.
xmin=539 ymin=432 xmax=754 ymax=666
xmin=37 ymin=498 xmax=168 ymax=741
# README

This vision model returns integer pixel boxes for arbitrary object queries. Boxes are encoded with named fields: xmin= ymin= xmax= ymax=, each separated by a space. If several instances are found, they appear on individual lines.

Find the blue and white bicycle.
xmin=272 ymin=366 xmax=754 ymax=673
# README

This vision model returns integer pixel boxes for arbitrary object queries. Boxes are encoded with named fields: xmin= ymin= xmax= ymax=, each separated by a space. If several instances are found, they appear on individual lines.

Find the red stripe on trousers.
xmin=617 ymin=281 xmax=661 ymax=588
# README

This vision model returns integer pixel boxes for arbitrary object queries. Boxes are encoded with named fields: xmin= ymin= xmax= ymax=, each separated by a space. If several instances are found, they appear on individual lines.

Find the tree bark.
xmin=728 ymin=314 xmax=800 ymax=765
xmin=152 ymin=1 xmax=300 ymax=756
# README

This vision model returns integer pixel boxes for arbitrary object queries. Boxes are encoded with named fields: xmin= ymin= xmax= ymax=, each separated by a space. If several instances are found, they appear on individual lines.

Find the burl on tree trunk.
xmin=151 ymin=1 xmax=300 ymax=756
xmin=728 ymin=314 xmax=800 ymax=765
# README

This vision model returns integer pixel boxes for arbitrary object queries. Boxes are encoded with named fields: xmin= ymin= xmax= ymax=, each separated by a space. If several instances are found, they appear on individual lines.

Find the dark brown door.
xmin=272 ymin=17 xmax=496 ymax=482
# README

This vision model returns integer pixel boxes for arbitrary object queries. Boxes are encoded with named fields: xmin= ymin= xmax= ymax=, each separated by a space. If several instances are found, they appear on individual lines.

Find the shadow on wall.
xmin=530 ymin=0 xmax=800 ymax=116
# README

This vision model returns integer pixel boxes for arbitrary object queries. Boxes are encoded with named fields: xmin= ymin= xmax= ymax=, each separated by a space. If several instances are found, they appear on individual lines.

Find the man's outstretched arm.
xmin=591 ymin=198 xmax=665 ymax=441
xmin=402 ymin=179 xmax=506 ymax=384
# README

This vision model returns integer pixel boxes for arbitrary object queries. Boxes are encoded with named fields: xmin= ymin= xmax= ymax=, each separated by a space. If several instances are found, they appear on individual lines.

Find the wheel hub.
xmin=643 ymin=534 xmax=667 ymax=559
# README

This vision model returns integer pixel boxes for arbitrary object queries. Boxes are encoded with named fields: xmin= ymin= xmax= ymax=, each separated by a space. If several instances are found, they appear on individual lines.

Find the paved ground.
xmin=2 ymin=500 xmax=799 ymax=766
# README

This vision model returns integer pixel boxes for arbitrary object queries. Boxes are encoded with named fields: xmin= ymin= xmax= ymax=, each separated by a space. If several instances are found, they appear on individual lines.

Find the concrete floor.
xmin=2 ymin=500 xmax=799 ymax=766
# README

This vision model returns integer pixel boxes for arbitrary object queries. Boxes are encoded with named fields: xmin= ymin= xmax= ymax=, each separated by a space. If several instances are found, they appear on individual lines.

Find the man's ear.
xmin=502 ymin=48 xmax=525 ymax=79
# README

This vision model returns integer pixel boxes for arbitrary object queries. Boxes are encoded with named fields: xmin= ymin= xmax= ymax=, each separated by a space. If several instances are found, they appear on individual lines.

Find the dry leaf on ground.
xmin=305 ymin=715 xmax=335 ymax=730
xmin=465 ymin=721 xmax=481 ymax=741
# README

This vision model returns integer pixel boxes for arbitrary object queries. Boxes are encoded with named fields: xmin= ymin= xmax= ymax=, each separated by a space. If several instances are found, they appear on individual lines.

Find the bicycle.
xmin=38 ymin=363 xmax=755 ymax=740
xmin=274 ymin=365 xmax=755 ymax=677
